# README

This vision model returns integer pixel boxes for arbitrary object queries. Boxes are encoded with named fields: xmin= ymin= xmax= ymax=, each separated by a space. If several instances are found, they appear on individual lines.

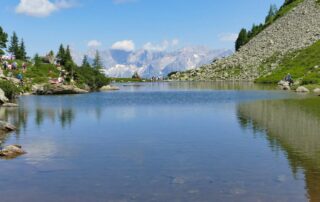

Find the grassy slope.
xmin=255 ymin=40 xmax=320 ymax=87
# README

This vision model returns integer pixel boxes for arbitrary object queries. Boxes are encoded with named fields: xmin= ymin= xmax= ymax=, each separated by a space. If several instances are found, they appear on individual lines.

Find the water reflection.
xmin=237 ymin=98 xmax=320 ymax=202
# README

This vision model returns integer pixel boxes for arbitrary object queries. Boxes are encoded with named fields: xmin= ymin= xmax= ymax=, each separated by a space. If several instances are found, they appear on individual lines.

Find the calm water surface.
xmin=0 ymin=82 xmax=319 ymax=202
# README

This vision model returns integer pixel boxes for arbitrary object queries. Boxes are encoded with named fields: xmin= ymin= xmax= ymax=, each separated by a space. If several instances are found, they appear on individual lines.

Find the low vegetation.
xmin=255 ymin=40 xmax=320 ymax=87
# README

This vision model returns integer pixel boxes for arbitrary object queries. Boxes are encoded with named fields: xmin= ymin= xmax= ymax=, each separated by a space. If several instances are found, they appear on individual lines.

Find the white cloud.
xmin=87 ymin=40 xmax=102 ymax=48
xmin=15 ymin=0 xmax=75 ymax=17
xmin=111 ymin=40 xmax=135 ymax=52
xmin=143 ymin=39 xmax=179 ymax=51
xmin=219 ymin=33 xmax=238 ymax=42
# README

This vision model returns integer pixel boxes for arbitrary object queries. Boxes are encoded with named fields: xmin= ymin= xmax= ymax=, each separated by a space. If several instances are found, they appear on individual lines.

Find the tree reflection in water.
xmin=237 ymin=98 xmax=320 ymax=202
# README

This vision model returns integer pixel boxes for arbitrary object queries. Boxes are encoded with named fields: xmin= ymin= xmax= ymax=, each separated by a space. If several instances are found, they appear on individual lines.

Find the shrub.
xmin=0 ymin=80 xmax=20 ymax=99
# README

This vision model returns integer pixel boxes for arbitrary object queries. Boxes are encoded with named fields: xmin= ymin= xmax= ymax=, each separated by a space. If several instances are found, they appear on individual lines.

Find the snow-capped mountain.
xmin=72 ymin=47 xmax=232 ymax=78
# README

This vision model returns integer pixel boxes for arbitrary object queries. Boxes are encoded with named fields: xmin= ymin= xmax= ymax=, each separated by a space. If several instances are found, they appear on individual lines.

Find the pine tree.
xmin=81 ymin=55 xmax=91 ymax=68
xmin=33 ymin=53 xmax=41 ymax=66
xmin=93 ymin=50 xmax=103 ymax=69
xmin=8 ymin=32 xmax=19 ymax=58
xmin=56 ymin=44 xmax=66 ymax=65
xmin=0 ymin=26 xmax=8 ymax=56
xmin=18 ymin=38 xmax=27 ymax=60
xmin=235 ymin=28 xmax=248 ymax=51
xmin=265 ymin=4 xmax=278 ymax=24
xmin=64 ymin=45 xmax=73 ymax=64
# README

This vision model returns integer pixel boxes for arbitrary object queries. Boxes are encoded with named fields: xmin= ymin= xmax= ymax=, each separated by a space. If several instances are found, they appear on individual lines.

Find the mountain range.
xmin=72 ymin=47 xmax=232 ymax=78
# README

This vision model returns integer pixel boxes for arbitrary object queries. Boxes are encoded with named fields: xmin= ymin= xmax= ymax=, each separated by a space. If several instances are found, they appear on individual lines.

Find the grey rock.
xmin=32 ymin=84 xmax=89 ymax=95
xmin=0 ymin=145 xmax=26 ymax=159
xmin=296 ymin=86 xmax=310 ymax=93
xmin=0 ymin=88 xmax=9 ymax=104
xmin=0 ymin=121 xmax=16 ymax=132
xmin=100 ymin=85 xmax=120 ymax=91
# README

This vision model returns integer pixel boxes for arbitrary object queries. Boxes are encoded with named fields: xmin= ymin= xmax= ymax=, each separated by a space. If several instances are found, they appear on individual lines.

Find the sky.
xmin=0 ymin=0 xmax=284 ymax=55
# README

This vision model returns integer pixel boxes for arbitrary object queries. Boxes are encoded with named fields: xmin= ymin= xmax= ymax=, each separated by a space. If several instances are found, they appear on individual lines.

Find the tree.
xmin=33 ymin=53 xmax=41 ymax=66
xmin=18 ymin=38 xmax=27 ymax=60
xmin=265 ymin=4 xmax=278 ymax=24
xmin=132 ymin=71 xmax=141 ymax=79
xmin=47 ymin=50 xmax=55 ymax=64
xmin=0 ymin=26 xmax=8 ymax=56
xmin=93 ymin=50 xmax=103 ymax=69
xmin=8 ymin=32 xmax=19 ymax=58
xmin=235 ymin=28 xmax=248 ymax=51
xmin=56 ymin=44 xmax=66 ymax=65
xmin=81 ymin=55 xmax=91 ymax=68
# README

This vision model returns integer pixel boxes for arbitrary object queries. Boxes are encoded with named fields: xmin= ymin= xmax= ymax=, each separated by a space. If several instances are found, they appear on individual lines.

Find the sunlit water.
xmin=0 ymin=82 xmax=319 ymax=202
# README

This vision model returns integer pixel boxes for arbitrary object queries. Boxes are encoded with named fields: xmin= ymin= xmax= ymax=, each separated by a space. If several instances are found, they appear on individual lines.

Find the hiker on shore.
xmin=284 ymin=73 xmax=294 ymax=86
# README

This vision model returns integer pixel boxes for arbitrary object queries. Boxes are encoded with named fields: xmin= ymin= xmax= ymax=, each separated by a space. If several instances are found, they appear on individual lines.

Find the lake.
xmin=0 ymin=82 xmax=319 ymax=202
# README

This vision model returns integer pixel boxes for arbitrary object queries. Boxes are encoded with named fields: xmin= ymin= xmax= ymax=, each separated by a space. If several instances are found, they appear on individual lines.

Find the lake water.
xmin=0 ymin=82 xmax=319 ymax=202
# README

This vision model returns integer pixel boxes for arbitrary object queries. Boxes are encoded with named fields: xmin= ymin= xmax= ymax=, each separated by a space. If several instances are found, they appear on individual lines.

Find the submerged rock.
xmin=2 ymin=103 xmax=19 ymax=107
xmin=296 ymin=86 xmax=310 ymax=93
xmin=0 ymin=121 xmax=16 ymax=132
xmin=100 ymin=85 xmax=120 ymax=91
xmin=0 ymin=145 xmax=26 ymax=159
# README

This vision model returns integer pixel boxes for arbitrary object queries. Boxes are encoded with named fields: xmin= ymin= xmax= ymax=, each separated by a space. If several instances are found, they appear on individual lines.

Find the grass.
xmin=255 ymin=40 xmax=320 ymax=88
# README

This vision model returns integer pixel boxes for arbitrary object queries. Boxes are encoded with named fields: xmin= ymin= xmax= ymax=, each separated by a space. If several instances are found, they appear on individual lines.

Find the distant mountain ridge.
xmin=72 ymin=47 xmax=232 ymax=78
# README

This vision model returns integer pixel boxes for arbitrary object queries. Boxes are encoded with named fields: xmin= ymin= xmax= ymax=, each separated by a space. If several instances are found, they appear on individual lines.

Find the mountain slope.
xmin=171 ymin=0 xmax=320 ymax=81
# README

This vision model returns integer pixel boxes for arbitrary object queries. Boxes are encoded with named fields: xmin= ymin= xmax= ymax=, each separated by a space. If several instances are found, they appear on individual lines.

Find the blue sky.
xmin=0 ymin=0 xmax=284 ymax=55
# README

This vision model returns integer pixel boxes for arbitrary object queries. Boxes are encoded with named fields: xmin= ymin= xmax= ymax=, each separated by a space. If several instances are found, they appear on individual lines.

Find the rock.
xmin=278 ymin=80 xmax=290 ymax=90
xmin=313 ymin=88 xmax=320 ymax=95
xmin=0 ymin=145 xmax=26 ymax=159
xmin=0 ymin=121 xmax=16 ymax=131
xmin=100 ymin=85 xmax=120 ymax=91
xmin=296 ymin=86 xmax=310 ymax=93
xmin=2 ymin=103 xmax=18 ymax=107
xmin=0 ymin=88 xmax=9 ymax=104
xmin=32 ymin=84 xmax=89 ymax=95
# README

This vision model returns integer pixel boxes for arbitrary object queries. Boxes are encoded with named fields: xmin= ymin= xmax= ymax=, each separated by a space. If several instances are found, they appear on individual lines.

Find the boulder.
xmin=0 ymin=145 xmax=26 ymax=159
xmin=100 ymin=85 xmax=120 ymax=91
xmin=313 ymin=88 xmax=320 ymax=96
xmin=32 ymin=84 xmax=89 ymax=95
xmin=278 ymin=80 xmax=290 ymax=90
xmin=0 ymin=88 xmax=9 ymax=104
xmin=296 ymin=86 xmax=310 ymax=93
xmin=0 ymin=121 xmax=16 ymax=132
xmin=2 ymin=103 xmax=19 ymax=107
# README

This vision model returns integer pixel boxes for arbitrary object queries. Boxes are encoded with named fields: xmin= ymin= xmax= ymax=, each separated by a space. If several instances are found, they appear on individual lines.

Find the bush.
xmin=74 ymin=67 xmax=110 ymax=90
xmin=0 ymin=80 xmax=20 ymax=99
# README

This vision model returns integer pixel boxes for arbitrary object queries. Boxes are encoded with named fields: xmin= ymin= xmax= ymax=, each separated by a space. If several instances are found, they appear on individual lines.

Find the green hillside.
xmin=255 ymin=40 xmax=320 ymax=87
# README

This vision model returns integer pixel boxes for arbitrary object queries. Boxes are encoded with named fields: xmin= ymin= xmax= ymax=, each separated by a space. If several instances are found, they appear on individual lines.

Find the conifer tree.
xmin=8 ymin=32 xmax=19 ymax=57
xmin=93 ymin=50 xmax=103 ymax=69
xmin=81 ymin=55 xmax=91 ymax=68
xmin=235 ymin=28 xmax=248 ymax=51
xmin=18 ymin=38 xmax=27 ymax=60
xmin=56 ymin=44 xmax=66 ymax=65
xmin=0 ymin=26 xmax=8 ymax=56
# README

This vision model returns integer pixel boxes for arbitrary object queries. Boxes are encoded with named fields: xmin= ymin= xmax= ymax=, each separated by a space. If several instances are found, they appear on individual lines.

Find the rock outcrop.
xmin=100 ymin=85 xmax=120 ymax=91
xmin=32 ymin=84 xmax=89 ymax=95
xmin=0 ymin=88 xmax=9 ymax=104
xmin=171 ymin=0 xmax=320 ymax=81
xmin=296 ymin=86 xmax=310 ymax=93
xmin=0 ymin=121 xmax=16 ymax=132
xmin=0 ymin=145 xmax=26 ymax=159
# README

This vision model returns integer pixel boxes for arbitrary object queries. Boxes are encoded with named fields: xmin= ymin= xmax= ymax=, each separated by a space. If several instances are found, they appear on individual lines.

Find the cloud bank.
xmin=111 ymin=40 xmax=135 ymax=52
xmin=15 ymin=0 xmax=75 ymax=17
